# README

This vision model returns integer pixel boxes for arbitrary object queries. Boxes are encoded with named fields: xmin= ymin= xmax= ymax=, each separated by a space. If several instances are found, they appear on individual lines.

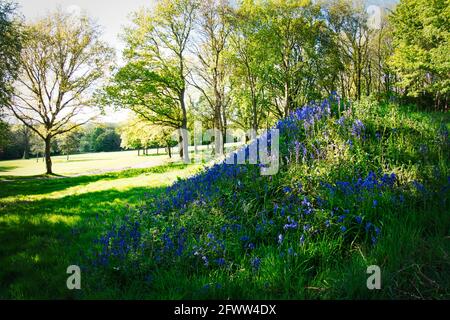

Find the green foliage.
xmin=79 ymin=125 xmax=122 ymax=153
xmin=58 ymin=128 xmax=83 ymax=158
xmin=0 ymin=0 xmax=22 ymax=108
xmin=94 ymin=129 xmax=121 ymax=152
xmin=389 ymin=0 xmax=450 ymax=109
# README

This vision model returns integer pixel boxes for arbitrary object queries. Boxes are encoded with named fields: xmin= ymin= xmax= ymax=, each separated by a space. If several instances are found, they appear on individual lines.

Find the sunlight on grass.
xmin=0 ymin=164 xmax=201 ymax=202
xmin=0 ymin=150 xmax=170 ymax=176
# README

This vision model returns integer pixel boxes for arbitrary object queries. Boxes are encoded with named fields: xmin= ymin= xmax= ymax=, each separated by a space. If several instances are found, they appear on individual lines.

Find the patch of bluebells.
xmin=92 ymin=216 xmax=141 ymax=267
xmin=351 ymin=119 xmax=366 ymax=139
xmin=251 ymin=257 xmax=261 ymax=271
xmin=91 ymin=94 xmax=436 ymax=272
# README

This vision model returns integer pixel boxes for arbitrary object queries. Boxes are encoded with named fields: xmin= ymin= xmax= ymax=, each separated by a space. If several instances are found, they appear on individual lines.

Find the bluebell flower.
xmin=336 ymin=116 xmax=346 ymax=127
xmin=240 ymin=235 xmax=250 ymax=242
xmin=283 ymin=186 xmax=292 ymax=194
xmin=278 ymin=234 xmax=284 ymax=244
xmin=251 ymin=257 xmax=261 ymax=271
xmin=371 ymin=236 xmax=378 ymax=245
xmin=375 ymin=132 xmax=381 ymax=140
xmin=284 ymin=216 xmax=298 ymax=230
xmin=300 ymin=234 xmax=305 ymax=244
xmin=351 ymin=119 xmax=365 ymax=138
xmin=347 ymin=139 xmax=354 ymax=148
xmin=215 ymin=258 xmax=225 ymax=266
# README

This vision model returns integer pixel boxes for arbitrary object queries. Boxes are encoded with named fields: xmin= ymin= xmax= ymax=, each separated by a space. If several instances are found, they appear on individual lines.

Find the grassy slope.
xmin=0 ymin=163 xmax=201 ymax=299
xmin=82 ymin=99 xmax=449 ymax=299
xmin=0 ymin=100 xmax=448 ymax=299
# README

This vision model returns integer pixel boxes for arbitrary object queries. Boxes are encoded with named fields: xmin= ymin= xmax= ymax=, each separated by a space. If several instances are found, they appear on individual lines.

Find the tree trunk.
xmin=44 ymin=137 xmax=53 ymax=174
xmin=67 ymin=154 xmax=69 ymax=161
xmin=179 ymin=87 xmax=190 ymax=162
xmin=167 ymin=143 xmax=172 ymax=158
xmin=138 ymin=148 xmax=140 ymax=156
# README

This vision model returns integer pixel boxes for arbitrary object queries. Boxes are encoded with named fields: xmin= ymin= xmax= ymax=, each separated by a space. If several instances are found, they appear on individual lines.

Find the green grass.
xmin=74 ymin=99 xmax=449 ymax=300
xmin=0 ymin=150 xmax=170 ymax=176
xmin=0 ymin=100 xmax=449 ymax=300
xmin=0 ymin=162 xmax=201 ymax=299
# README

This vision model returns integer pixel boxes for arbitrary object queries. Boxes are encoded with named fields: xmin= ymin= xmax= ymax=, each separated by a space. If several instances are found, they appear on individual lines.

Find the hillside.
xmin=84 ymin=96 xmax=450 ymax=299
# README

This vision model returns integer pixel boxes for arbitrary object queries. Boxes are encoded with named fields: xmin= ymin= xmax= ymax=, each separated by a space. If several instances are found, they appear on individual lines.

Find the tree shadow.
xmin=0 ymin=184 xmax=165 ymax=299
xmin=0 ymin=166 xmax=19 ymax=172
xmin=0 ymin=162 xmax=188 ymax=199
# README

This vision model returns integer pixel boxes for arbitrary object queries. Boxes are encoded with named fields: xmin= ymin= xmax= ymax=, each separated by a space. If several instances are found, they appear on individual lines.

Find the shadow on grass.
xmin=0 ymin=166 xmax=19 ymax=172
xmin=0 ymin=162 xmax=188 ymax=199
xmin=0 ymin=184 xmax=165 ymax=299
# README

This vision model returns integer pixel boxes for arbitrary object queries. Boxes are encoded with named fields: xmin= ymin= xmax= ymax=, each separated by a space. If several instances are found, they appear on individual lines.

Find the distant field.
xmin=0 ymin=143 xmax=242 ymax=177
xmin=0 ymin=150 xmax=170 ymax=177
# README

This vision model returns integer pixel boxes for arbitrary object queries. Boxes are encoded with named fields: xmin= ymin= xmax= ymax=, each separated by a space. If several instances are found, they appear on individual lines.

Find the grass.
xmin=76 ymin=98 xmax=449 ymax=300
xmin=0 ymin=162 xmax=201 ymax=299
xmin=0 ymin=99 xmax=449 ymax=300
xmin=0 ymin=143 xmax=243 ymax=177
xmin=0 ymin=150 xmax=169 ymax=176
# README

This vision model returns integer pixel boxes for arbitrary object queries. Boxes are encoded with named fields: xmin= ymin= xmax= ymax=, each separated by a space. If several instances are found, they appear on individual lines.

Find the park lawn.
xmin=0 ymin=162 xmax=201 ymax=299
xmin=0 ymin=144 xmax=242 ymax=177
xmin=0 ymin=149 xmax=169 ymax=177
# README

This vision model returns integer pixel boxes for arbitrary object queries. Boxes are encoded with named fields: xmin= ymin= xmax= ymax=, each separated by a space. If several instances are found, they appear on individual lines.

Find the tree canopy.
xmin=5 ymin=9 xmax=114 ymax=173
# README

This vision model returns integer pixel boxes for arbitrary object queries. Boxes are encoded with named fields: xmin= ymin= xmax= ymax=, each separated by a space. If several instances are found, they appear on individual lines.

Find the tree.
xmin=0 ymin=120 xmax=10 ymax=157
xmin=103 ymin=0 xmax=198 ymax=163
xmin=120 ymin=116 xmax=177 ymax=157
xmin=259 ymin=0 xmax=323 ymax=115
xmin=30 ymin=130 xmax=44 ymax=162
xmin=5 ymin=9 xmax=114 ymax=174
xmin=148 ymin=125 xmax=178 ymax=158
xmin=94 ymin=129 xmax=121 ymax=152
xmin=324 ymin=0 xmax=373 ymax=101
xmin=0 ymin=0 xmax=22 ymax=110
xmin=120 ymin=117 xmax=152 ymax=155
xmin=228 ymin=1 xmax=272 ymax=136
xmin=389 ymin=0 xmax=449 ymax=110
xmin=58 ymin=127 xmax=82 ymax=160
xmin=190 ymin=0 xmax=232 ymax=155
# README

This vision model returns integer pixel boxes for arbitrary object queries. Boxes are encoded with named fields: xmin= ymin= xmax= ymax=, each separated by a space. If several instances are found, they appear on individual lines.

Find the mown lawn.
xmin=0 ymin=162 xmax=200 ymax=299
xmin=0 ymin=149 xmax=169 ymax=177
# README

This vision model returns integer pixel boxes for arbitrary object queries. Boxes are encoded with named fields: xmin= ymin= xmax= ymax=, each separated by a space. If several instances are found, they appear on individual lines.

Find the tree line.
xmin=0 ymin=123 xmax=123 ymax=160
xmin=0 ymin=0 xmax=448 ymax=173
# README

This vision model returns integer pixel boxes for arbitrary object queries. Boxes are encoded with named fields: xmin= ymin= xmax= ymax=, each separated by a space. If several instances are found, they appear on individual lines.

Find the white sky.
xmin=15 ymin=0 xmax=158 ymax=124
